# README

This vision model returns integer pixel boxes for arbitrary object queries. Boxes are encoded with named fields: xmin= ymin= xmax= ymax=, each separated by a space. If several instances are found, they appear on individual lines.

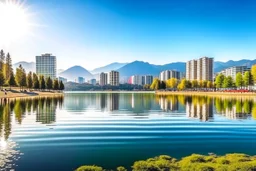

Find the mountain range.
xmin=13 ymin=61 xmax=36 ymax=73
xmin=13 ymin=59 xmax=256 ymax=81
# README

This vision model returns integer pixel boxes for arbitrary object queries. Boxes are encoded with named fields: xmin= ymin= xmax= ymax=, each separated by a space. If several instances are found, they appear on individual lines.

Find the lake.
xmin=0 ymin=92 xmax=256 ymax=171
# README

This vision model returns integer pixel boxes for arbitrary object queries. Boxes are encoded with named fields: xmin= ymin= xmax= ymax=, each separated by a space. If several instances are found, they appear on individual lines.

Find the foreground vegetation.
xmin=0 ymin=49 xmax=64 ymax=92
xmin=76 ymin=153 xmax=256 ymax=171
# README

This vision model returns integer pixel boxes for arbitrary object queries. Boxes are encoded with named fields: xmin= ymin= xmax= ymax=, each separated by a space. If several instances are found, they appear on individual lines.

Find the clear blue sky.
xmin=3 ymin=0 xmax=256 ymax=70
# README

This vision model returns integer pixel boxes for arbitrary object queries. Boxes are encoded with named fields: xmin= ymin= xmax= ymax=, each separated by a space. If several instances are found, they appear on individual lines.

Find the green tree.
xmin=53 ymin=79 xmax=59 ymax=90
xmin=191 ymin=80 xmax=198 ymax=88
xmin=4 ymin=52 xmax=12 ymax=82
xmin=166 ymin=78 xmax=178 ymax=88
xmin=8 ymin=71 xmax=16 ymax=89
xmin=33 ymin=73 xmax=39 ymax=90
xmin=243 ymin=71 xmax=252 ymax=87
xmin=0 ymin=50 xmax=5 ymax=72
xmin=251 ymin=64 xmax=256 ymax=84
xmin=207 ymin=81 xmax=213 ymax=88
xmin=15 ymin=65 xmax=27 ymax=90
xmin=215 ymin=74 xmax=225 ymax=88
xmin=160 ymin=81 xmax=166 ymax=89
xmin=46 ymin=77 xmax=53 ymax=90
xmin=39 ymin=75 xmax=46 ymax=90
xmin=117 ymin=166 xmax=127 ymax=171
xmin=59 ymin=80 xmax=65 ymax=91
xmin=150 ymin=78 xmax=160 ymax=90
xmin=223 ymin=76 xmax=233 ymax=88
xmin=235 ymin=72 xmax=243 ymax=88
xmin=27 ymin=72 xmax=33 ymax=90
xmin=202 ymin=80 xmax=207 ymax=88
xmin=0 ymin=71 xmax=5 ymax=89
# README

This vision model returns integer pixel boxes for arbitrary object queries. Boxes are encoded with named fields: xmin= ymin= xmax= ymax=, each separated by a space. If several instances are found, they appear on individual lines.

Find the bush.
xmin=76 ymin=165 xmax=103 ymax=171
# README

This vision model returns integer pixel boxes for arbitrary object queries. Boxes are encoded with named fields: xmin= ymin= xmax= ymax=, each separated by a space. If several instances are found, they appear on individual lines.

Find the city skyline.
xmin=0 ymin=0 xmax=256 ymax=70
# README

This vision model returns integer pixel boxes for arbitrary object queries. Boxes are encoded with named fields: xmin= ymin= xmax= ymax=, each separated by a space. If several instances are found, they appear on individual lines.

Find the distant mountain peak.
xmin=59 ymin=65 xmax=93 ymax=81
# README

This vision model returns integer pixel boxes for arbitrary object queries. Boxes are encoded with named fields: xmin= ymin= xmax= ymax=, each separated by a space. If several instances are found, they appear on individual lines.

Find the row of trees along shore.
xmin=149 ymin=66 xmax=256 ymax=90
xmin=0 ymin=49 xmax=64 ymax=91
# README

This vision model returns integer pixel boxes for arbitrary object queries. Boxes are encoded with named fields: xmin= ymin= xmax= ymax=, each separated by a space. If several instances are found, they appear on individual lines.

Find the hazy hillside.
xmin=13 ymin=61 xmax=36 ymax=73
xmin=59 ymin=66 xmax=94 ymax=81
xmin=90 ymin=62 xmax=127 ymax=74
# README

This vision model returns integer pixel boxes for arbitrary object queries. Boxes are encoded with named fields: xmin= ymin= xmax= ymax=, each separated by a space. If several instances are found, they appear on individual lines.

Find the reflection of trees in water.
xmin=0 ymin=97 xmax=63 ymax=140
xmin=215 ymin=98 xmax=254 ymax=119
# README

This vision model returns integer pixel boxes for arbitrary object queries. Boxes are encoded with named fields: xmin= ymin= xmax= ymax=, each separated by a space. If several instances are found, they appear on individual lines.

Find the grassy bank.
xmin=156 ymin=91 xmax=256 ymax=98
xmin=76 ymin=153 xmax=256 ymax=171
xmin=0 ymin=87 xmax=63 ymax=100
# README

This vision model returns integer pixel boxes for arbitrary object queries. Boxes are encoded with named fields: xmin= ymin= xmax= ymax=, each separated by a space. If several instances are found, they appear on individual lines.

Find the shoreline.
xmin=156 ymin=90 xmax=256 ymax=97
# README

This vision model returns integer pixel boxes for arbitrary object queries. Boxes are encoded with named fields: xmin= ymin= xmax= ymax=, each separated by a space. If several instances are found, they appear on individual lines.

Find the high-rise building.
xmin=219 ymin=66 xmax=250 ymax=81
xmin=131 ymin=75 xmax=143 ymax=85
xmin=159 ymin=70 xmax=180 ymax=81
xmin=186 ymin=57 xmax=213 ymax=81
xmin=36 ymin=53 xmax=56 ymax=79
xmin=100 ymin=72 xmax=108 ymax=86
xmin=144 ymin=75 xmax=153 ymax=85
xmin=108 ymin=71 xmax=119 ymax=86
xmin=77 ymin=77 xmax=85 ymax=84
xmin=90 ymin=79 xmax=96 ymax=85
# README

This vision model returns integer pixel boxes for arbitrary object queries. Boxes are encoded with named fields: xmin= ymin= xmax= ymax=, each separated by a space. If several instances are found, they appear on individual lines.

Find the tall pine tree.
xmin=33 ymin=73 xmax=39 ymax=90
xmin=15 ymin=65 xmax=27 ymax=90
xmin=46 ymin=77 xmax=53 ymax=90
xmin=0 ymin=50 xmax=5 ymax=72
xmin=8 ymin=71 xmax=16 ymax=90
xmin=27 ymin=72 xmax=33 ymax=90
xmin=5 ymin=52 xmax=12 ymax=82
xmin=0 ymin=71 xmax=5 ymax=89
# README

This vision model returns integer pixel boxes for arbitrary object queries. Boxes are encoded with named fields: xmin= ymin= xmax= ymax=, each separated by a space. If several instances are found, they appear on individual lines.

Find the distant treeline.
xmin=0 ymin=49 xmax=64 ymax=91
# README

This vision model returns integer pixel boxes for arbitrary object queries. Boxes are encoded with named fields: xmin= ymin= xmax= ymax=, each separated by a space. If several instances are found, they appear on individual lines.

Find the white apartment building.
xmin=108 ymin=71 xmax=120 ymax=86
xmin=159 ymin=70 xmax=180 ymax=81
xmin=186 ymin=57 xmax=214 ymax=81
xmin=36 ymin=53 xmax=56 ymax=79
xmin=99 ymin=72 xmax=108 ymax=86
xmin=219 ymin=66 xmax=250 ymax=81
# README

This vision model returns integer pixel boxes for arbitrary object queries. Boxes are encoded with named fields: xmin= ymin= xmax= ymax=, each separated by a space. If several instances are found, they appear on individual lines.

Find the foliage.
xmin=0 ymin=49 xmax=5 ymax=72
xmin=150 ymin=78 xmax=161 ymax=90
xmin=27 ymin=72 xmax=33 ymax=90
xmin=53 ymin=79 xmax=59 ymax=90
xmin=235 ymin=72 xmax=243 ymax=87
xmin=223 ymin=76 xmax=233 ymax=88
xmin=8 ymin=71 xmax=16 ymax=88
xmin=39 ymin=75 xmax=46 ymax=90
xmin=215 ymin=74 xmax=224 ymax=88
xmin=59 ymin=80 xmax=65 ymax=90
xmin=117 ymin=166 xmax=127 ymax=171
xmin=0 ymin=71 xmax=5 ymax=88
xmin=243 ymin=71 xmax=252 ymax=87
xmin=76 ymin=153 xmax=256 ymax=171
xmin=4 ymin=52 xmax=12 ymax=81
xmin=251 ymin=64 xmax=256 ymax=83
xmin=207 ymin=81 xmax=213 ymax=88
xmin=166 ymin=78 xmax=178 ymax=88
xmin=33 ymin=73 xmax=40 ymax=89
xmin=191 ymin=80 xmax=198 ymax=88
xmin=15 ymin=64 xmax=27 ymax=89
xmin=46 ymin=77 xmax=53 ymax=90
xmin=76 ymin=165 xmax=103 ymax=171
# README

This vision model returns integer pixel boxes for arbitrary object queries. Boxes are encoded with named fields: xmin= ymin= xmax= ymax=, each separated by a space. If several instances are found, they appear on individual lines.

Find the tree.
xmin=251 ymin=64 xmax=256 ymax=84
xmin=33 ymin=73 xmax=39 ymax=90
xmin=243 ymin=71 xmax=252 ymax=87
xmin=235 ymin=72 xmax=243 ymax=88
xmin=160 ymin=81 xmax=166 ymax=89
xmin=177 ymin=79 xmax=187 ymax=90
xmin=27 ymin=72 xmax=33 ymax=90
xmin=191 ymin=80 xmax=198 ymax=88
xmin=15 ymin=65 xmax=27 ymax=90
xmin=0 ymin=50 xmax=5 ymax=72
xmin=39 ymin=75 xmax=46 ymax=90
xmin=4 ymin=52 xmax=12 ymax=81
xmin=150 ymin=78 xmax=160 ymax=90
xmin=166 ymin=78 xmax=178 ymax=88
xmin=202 ymin=80 xmax=208 ymax=88
xmin=46 ymin=77 xmax=53 ymax=90
xmin=8 ymin=71 xmax=16 ymax=89
xmin=59 ymin=80 xmax=65 ymax=91
xmin=215 ymin=74 xmax=225 ymax=88
xmin=207 ymin=81 xmax=213 ymax=88
xmin=0 ymin=71 xmax=5 ymax=89
xmin=223 ymin=76 xmax=233 ymax=88
xmin=53 ymin=79 xmax=59 ymax=90
xmin=117 ymin=166 xmax=127 ymax=171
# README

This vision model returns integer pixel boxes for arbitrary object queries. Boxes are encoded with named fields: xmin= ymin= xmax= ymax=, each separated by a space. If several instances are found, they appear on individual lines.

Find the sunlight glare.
xmin=0 ymin=0 xmax=30 ymax=45
xmin=0 ymin=138 xmax=7 ymax=150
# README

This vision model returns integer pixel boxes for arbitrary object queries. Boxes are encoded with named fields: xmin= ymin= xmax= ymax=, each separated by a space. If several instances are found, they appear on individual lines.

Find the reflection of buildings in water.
xmin=221 ymin=106 xmax=249 ymax=120
xmin=108 ymin=93 xmax=119 ymax=111
xmin=100 ymin=93 xmax=107 ymax=111
xmin=159 ymin=96 xmax=179 ymax=112
xmin=36 ymin=98 xmax=57 ymax=124
xmin=186 ymin=100 xmax=213 ymax=121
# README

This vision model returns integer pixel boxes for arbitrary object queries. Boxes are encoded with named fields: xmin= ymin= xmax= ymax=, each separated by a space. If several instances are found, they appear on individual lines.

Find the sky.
xmin=1 ymin=0 xmax=256 ymax=70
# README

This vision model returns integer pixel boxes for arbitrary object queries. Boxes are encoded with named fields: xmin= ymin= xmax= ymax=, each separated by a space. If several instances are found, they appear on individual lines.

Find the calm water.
xmin=0 ymin=92 xmax=256 ymax=171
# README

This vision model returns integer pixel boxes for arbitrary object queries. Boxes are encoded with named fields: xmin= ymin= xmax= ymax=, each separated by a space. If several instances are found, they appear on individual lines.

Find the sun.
xmin=0 ymin=0 xmax=31 ymax=45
